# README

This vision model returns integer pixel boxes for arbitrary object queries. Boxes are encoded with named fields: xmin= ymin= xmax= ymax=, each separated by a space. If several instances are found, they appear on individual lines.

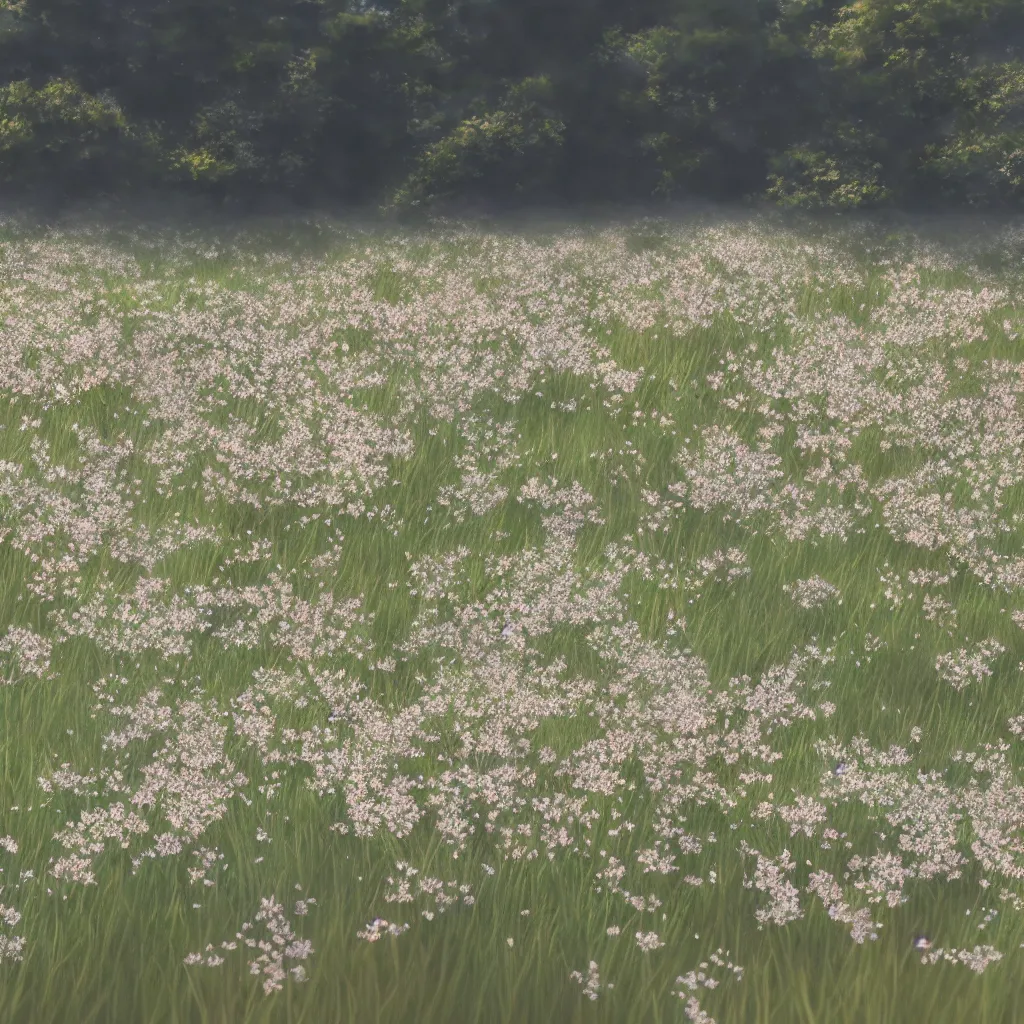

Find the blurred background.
xmin=0 ymin=0 xmax=1021 ymax=226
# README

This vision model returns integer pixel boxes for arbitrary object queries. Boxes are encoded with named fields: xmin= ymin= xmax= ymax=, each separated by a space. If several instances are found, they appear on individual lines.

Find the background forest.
xmin=0 ymin=0 xmax=1023 ymax=221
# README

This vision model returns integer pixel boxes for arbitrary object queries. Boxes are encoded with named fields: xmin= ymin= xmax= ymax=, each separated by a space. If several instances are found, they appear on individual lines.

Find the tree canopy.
xmin=0 ymin=0 xmax=1021 ymax=219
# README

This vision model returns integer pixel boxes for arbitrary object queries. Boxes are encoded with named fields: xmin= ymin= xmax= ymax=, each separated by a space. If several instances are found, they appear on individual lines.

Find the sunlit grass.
xmin=0 ymin=200 xmax=1023 ymax=1022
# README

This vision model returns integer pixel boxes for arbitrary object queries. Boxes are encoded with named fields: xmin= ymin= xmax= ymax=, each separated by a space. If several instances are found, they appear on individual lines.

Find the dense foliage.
xmin=0 ymin=0 xmax=1022 ymax=219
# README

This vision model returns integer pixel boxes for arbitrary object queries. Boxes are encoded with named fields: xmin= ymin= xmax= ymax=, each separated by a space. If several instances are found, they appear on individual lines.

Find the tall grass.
xmin=0 ymin=199 xmax=1023 ymax=1022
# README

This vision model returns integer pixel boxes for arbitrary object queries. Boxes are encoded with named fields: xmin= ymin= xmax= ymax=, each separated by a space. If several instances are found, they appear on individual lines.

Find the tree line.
xmin=0 ymin=0 xmax=1022 ymax=222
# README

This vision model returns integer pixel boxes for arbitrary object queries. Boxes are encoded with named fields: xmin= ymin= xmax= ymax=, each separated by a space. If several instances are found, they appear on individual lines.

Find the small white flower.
xmin=635 ymin=930 xmax=665 ymax=952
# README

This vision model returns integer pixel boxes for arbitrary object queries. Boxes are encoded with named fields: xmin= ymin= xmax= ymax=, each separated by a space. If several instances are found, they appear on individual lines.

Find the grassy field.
xmin=1 ymin=198 xmax=1024 ymax=1022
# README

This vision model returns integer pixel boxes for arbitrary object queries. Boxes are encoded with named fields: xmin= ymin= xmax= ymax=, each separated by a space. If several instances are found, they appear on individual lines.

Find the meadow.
xmin=0 ymin=198 xmax=1023 ymax=1022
